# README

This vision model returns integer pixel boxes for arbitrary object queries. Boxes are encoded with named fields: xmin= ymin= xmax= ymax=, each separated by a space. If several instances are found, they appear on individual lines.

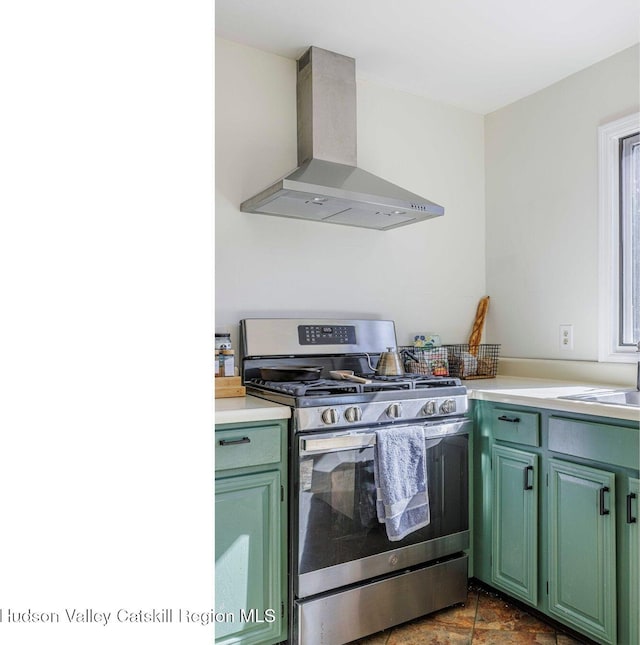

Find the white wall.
xmin=215 ymin=38 xmax=486 ymax=348
xmin=485 ymin=44 xmax=640 ymax=361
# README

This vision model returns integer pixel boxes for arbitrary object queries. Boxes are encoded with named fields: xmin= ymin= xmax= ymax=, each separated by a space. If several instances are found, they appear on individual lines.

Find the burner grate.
xmin=248 ymin=378 xmax=360 ymax=397
xmin=246 ymin=374 xmax=464 ymax=399
xmin=355 ymin=373 xmax=462 ymax=388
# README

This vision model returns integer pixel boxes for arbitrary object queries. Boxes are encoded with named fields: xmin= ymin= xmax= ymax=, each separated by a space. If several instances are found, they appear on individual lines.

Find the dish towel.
xmin=374 ymin=425 xmax=430 ymax=541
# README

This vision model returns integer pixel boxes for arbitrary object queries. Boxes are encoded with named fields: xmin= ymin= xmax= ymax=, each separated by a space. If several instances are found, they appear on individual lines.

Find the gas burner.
xmin=247 ymin=378 xmax=359 ymax=397
xmin=360 ymin=379 xmax=413 ymax=392
xmin=412 ymin=375 xmax=463 ymax=388
xmin=354 ymin=373 xmax=463 ymax=389
xmin=355 ymin=372 xmax=404 ymax=382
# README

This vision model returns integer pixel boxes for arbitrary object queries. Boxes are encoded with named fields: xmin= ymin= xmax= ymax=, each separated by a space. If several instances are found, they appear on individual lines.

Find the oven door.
xmin=294 ymin=418 xmax=470 ymax=599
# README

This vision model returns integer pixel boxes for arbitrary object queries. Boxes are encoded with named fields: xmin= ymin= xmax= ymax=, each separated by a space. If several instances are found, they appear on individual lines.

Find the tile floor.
xmin=350 ymin=583 xmax=590 ymax=644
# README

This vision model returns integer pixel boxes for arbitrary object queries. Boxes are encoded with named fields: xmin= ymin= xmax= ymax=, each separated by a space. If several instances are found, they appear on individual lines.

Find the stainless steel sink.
xmin=560 ymin=389 xmax=640 ymax=407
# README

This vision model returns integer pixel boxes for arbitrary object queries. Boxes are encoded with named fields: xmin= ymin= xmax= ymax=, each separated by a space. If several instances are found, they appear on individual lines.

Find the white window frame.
xmin=598 ymin=112 xmax=640 ymax=362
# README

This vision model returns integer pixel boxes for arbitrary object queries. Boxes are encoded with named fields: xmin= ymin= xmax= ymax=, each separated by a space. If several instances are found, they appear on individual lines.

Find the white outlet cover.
xmin=559 ymin=324 xmax=574 ymax=350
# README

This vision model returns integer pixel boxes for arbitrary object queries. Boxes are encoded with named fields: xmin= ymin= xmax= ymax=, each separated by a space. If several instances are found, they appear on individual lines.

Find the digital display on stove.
xmin=298 ymin=325 xmax=356 ymax=345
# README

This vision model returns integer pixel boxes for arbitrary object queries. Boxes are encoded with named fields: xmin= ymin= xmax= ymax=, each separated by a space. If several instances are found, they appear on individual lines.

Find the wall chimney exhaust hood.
xmin=240 ymin=46 xmax=444 ymax=231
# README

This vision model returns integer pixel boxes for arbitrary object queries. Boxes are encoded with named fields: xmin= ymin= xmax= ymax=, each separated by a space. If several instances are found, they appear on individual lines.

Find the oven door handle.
xmin=301 ymin=434 xmax=376 ymax=454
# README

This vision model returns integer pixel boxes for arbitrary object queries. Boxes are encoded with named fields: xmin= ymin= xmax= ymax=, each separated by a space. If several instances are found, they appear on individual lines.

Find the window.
xmin=598 ymin=113 xmax=640 ymax=361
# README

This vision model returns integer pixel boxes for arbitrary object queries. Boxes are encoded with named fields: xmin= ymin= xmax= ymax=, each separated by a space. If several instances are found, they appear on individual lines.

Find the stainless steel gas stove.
xmin=240 ymin=318 xmax=470 ymax=645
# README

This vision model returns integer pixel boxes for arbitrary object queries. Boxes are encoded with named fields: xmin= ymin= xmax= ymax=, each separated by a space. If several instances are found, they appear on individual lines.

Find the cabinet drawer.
xmin=548 ymin=416 xmax=639 ymax=470
xmin=492 ymin=408 xmax=540 ymax=447
xmin=215 ymin=424 xmax=282 ymax=472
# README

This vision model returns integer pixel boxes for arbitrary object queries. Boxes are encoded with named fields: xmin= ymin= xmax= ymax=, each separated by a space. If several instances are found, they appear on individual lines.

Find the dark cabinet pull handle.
xmin=498 ymin=415 xmax=520 ymax=423
xmin=523 ymin=465 xmax=534 ymax=491
xmin=219 ymin=436 xmax=251 ymax=446
xmin=627 ymin=492 xmax=637 ymax=524
xmin=599 ymin=486 xmax=610 ymax=516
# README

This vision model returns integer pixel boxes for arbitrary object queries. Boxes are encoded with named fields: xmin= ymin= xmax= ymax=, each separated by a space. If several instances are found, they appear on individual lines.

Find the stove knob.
xmin=440 ymin=398 xmax=456 ymax=414
xmin=344 ymin=406 xmax=363 ymax=423
xmin=321 ymin=408 xmax=340 ymax=425
xmin=422 ymin=400 xmax=437 ymax=416
xmin=386 ymin=402 xmax=402 ymax=419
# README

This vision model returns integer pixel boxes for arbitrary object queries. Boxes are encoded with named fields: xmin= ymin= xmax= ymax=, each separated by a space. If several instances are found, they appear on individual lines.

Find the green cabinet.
xmin=215 ymin=420 xmax=288 ymax=645
xmin=473 ymin=400 xmax=639 ymax=645
xmin=215 ymin=471 xmax=282 ymax=644
xmin=626 ymin=477 xmax=639 ymax=645
xmin=492 ymin=445 xmax=538 ymax=604
xmin=548 ymin=459 xmax=617 ymax=644
xmin=491 ymin=407 xmax=540 ymax=447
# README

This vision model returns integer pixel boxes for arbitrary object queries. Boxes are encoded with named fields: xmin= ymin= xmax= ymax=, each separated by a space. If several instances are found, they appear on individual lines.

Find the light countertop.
xmin=467 ymin=376 xmax=639 ymax=422
xmin=215 ymin=395 xmax=291 ymax=426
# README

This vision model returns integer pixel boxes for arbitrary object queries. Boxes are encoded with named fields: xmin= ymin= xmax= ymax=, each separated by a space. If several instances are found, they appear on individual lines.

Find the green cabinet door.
xmin=492 ymin=445 xmax=538 ymax=605
xmin=548 ymin=459 xmax=617 ymax=644
xmin=628 ymin=477 xmax=639 ymax=645
xmin=215 ymin=470 xmax=282 ymax=645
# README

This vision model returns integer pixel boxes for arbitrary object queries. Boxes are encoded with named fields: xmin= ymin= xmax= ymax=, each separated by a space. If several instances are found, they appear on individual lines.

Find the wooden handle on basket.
xmin=468 ymin=296 xmax=490 ymax=356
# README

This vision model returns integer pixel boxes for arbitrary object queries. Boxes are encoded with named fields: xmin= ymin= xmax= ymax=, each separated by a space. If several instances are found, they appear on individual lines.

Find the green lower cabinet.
xmin=627 ymin=478 xmax=639 ymax=645
xmin=491 ymin=445 xmax=538 ymax=604
xmin=215 ymin=471 xmax=283 ymax=645
xmin=548 ymin=459 xmax=617 ymax=644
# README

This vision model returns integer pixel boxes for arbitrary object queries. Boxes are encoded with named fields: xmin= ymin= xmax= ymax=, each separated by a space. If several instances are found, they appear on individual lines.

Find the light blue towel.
xmin=374 ymin=425 xmax=430 ymax=541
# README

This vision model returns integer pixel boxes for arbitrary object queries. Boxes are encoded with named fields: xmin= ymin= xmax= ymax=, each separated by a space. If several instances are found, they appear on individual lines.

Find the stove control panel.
xmin=298 ymin=325 xmax=356 ymax=345
xmin=296 ymin=394 xmax=468 ymax=432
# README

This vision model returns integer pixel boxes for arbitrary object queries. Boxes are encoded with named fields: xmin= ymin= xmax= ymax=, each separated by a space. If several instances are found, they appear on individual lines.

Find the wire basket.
xmin=401 ymin=346 xmax=450 ymax=377
xmin=443 ymin=344 xmax=500 ymax=379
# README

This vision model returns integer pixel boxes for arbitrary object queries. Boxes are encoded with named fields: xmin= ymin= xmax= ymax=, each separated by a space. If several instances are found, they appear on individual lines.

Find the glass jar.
xmin=215 ymin=333 xmax=232 ymax=350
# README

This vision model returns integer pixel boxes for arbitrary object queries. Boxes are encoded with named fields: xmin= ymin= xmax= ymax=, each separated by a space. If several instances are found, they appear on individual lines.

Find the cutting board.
xmin=215 ymin=376 xmax=246 ymax=399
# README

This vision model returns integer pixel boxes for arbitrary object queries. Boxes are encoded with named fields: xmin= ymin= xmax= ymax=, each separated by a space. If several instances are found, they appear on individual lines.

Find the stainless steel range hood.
xmin=240 ymin=47 xmax=444 ymax=231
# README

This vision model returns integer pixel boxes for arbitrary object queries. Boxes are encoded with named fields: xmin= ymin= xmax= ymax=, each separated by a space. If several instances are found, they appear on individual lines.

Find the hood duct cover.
xmin=240 ymin=47 xmax=444 ymax=231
